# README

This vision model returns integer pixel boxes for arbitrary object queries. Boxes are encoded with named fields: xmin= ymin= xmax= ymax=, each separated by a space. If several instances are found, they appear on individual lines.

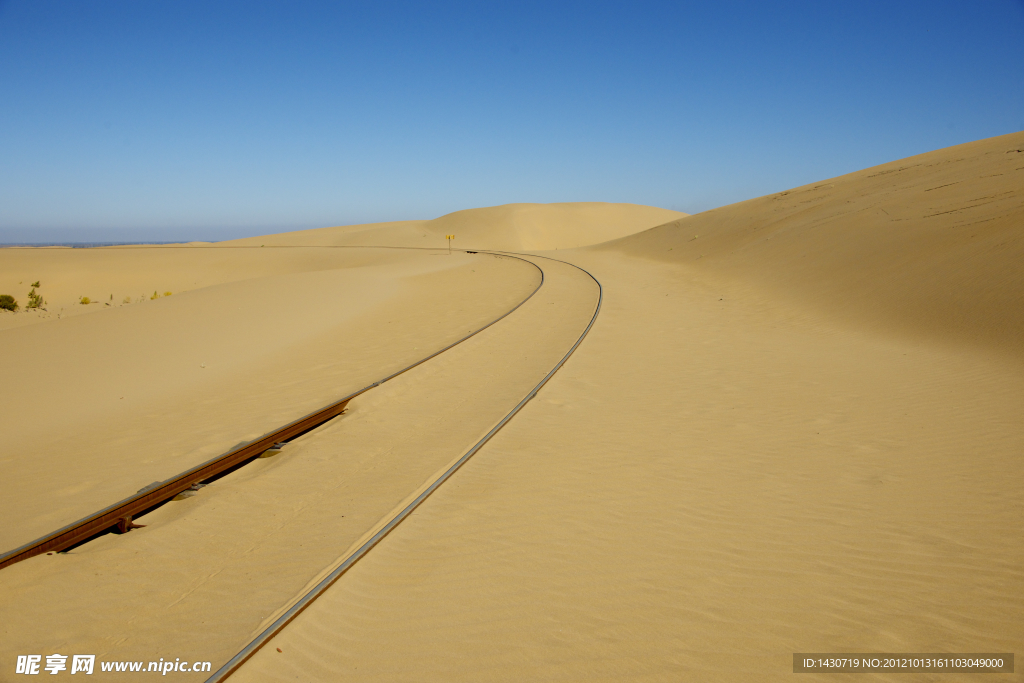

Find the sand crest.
xmin=227 ymin=202 xmax=686 ymax=252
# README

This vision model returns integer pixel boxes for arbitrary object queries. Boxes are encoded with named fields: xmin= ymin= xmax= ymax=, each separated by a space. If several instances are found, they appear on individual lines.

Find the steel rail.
xmin=206 ymin=252 xmax=602 ymax=682
xmin=0 ymin=251 xmax=543 ymax=570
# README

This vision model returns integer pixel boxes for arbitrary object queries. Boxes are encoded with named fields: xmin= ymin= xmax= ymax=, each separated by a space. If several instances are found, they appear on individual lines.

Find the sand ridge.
xmin=604 ymin=131 xmax=1024 ymax=359
xmin=0 ymin=244 xmax=421 ymax=331
xmin=227 ymin=202 xmax=686 ymax=252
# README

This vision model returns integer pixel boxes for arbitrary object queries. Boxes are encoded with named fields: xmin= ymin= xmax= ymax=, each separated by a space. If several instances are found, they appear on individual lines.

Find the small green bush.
xmin=164 ymin=291 xmax=172 ymax=297
xmin=80 ymin=296 xmax=91 ymax=305
xmin=0 ymin=294 xmax=18 ymax=311
xmin=150 ymin=291 xmax=158 ymax=300
xmin=26 ymin=287 xmax=44 ymax=309
xmin=30 ymin=281 xmax=40 ymax=288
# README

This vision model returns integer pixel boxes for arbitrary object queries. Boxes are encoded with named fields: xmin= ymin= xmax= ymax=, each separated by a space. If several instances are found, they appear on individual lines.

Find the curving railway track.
xmin=0 ymin=248 xmax=543 ymax=570
xmin=0 ymin=246 xmax=602 ymax=682
xmin=207 ymin=251 xmax=602 ymax=682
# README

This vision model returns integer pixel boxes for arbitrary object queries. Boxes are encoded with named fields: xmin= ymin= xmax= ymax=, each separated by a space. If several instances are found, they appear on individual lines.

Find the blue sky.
xmin=1 ymin=1 xmax=1022 ymax=242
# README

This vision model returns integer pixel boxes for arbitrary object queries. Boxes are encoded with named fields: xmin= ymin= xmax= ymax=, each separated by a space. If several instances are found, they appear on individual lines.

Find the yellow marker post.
xmin=446 ymin=234 xmax=454 ymax=254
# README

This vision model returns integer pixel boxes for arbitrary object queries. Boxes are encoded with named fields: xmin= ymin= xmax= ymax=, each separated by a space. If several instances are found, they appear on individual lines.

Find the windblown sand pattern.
xmin=231 ymin=134 xmax=1023 ymax=682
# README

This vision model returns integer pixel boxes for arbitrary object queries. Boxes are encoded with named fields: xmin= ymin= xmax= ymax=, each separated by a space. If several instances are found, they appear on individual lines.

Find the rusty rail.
xmin=0 ymin=250 xmax=543 ymax=570
xmin=0 ymin=395 xmax=356 ymax=569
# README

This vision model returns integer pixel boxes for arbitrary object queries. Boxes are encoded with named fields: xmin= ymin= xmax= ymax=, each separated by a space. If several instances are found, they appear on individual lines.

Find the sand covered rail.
xmin=207 ymin=253 xmax=602 ymax=681
xmin=0 ymin=247 xmax=539 ymax=553
xmin=0 ymin=252 xmax=602 ymax=678
xmin=0 ymin=248 xmax=548 ymax=568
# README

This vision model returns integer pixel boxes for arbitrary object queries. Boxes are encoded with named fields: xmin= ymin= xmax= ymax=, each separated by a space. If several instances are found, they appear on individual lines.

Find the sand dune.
xmin=2 ymin=137 xmax=1022 ymax=682
xmin=606 ymin=132 xmax=1024 ymax=358
xmin=0 ymin=244 xmax=414 ymax=330
xmin=229 ymin=202 xmax=686 ymax=252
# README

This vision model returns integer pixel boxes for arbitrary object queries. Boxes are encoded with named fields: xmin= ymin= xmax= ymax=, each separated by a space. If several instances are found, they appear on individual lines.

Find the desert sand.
xmin=0 ymin=136 xmax=1021 ymax=683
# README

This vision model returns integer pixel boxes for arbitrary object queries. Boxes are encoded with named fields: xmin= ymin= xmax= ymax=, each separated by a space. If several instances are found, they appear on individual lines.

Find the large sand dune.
xmin=607 ymin=133 xmax=1023 ymax=357
xmin=1 ymin=136 xmax=1021 ymax=682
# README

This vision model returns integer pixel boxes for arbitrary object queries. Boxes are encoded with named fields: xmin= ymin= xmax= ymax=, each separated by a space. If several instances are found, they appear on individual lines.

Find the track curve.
xmin=207 ymin=251 xmax=602 ymax=682
xmin=0 ymin=250 xmax=543 ymax=570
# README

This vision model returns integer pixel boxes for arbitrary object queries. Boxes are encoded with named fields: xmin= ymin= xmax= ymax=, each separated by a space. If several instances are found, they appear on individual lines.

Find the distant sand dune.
xmin=230 ymin=202 xmax=686 ymax=251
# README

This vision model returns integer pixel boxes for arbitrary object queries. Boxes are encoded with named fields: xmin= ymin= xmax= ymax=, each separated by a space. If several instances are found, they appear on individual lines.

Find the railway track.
xmin=0 ymin=248 xmax=543 ymax=570
xmin=207 ymin=252 xmax=602 ymax=682
xmin=0 ymin=246 xmax=602 ymax=683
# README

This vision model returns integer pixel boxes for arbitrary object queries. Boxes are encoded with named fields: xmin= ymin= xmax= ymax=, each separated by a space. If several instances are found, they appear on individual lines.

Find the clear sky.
xmin=1 ymin=0 xmax=1022 ymax=243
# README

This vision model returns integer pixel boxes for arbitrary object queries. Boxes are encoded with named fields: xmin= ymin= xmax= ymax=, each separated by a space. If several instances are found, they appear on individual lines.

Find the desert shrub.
xmin=150 ymin=291 xmax=158 ymax=300
xmin=80 ymin=296 xmax=91 ymax=305
xmin=26 ymin=287 xmax=44 ymax=309
xmin=123 ymin=296 xmax=132 ymax=304
xmin=164 ymin=291 xmax=172 ymax=297
xmin=30 ymin=281 xmax=40 ymax=288
xmin=0 ymin=294 xmax=18 ymax=311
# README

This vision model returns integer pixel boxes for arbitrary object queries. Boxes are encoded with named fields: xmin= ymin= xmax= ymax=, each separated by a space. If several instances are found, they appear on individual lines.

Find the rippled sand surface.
xmin=234 ymin=133 xmax=1023 ymax=682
